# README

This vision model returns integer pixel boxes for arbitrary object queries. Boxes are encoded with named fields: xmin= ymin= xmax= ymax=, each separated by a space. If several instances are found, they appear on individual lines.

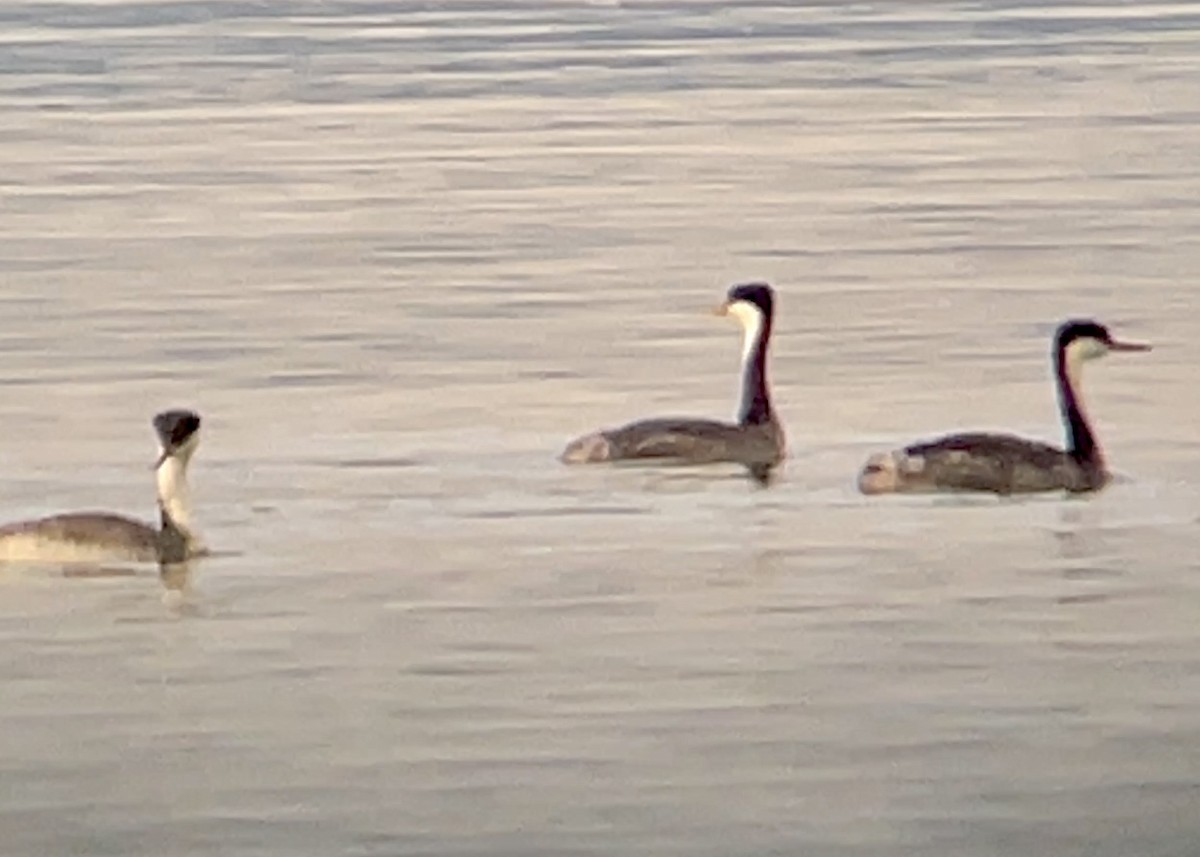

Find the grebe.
xmin=560 ymin=282 xmax=786 ymax=483
xmin=0 ymin=409 xmax=206 ymax=564
xmin=858 ymin=319 xmax=1149 ymax=496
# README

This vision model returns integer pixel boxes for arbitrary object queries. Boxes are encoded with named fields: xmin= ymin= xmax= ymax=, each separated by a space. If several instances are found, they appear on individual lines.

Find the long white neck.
xmin=737 ymin=307 xmax=764 ymax=366
xmin=1063 ymin=340 xmax=1088 ymax=398
xmin=726 ymin=300 xmax=771 ymax=424
xmin=156 ymin=454 xmax=198 ymax=541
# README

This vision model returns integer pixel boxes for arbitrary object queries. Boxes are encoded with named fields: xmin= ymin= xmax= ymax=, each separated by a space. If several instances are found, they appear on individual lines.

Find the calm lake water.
xmin=1 ymin=1 xmax=1199 ymax=855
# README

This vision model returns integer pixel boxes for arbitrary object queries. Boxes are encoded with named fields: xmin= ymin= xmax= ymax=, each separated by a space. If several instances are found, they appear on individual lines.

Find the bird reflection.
xmin=1049 ymin=504 xmax=1108 ymax=563
xmin=159 ymin=559 xmax=201 ymax=613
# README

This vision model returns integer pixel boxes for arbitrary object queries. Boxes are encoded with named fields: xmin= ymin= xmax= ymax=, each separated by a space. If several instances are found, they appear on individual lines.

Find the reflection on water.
xmin=160 ymin=559 xmax=195 ymax=600
xmin=1 ymin=1 xmax=1200 ymax=855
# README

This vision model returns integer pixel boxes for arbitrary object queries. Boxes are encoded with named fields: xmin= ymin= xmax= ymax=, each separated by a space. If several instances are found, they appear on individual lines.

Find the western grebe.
xmin=560 ymin=282 xmax=786 ymax=483
xmin=858 ymin=319 xmax=1150 ymax=495
xmin=0 ymin=409 xmax=206 ymax=564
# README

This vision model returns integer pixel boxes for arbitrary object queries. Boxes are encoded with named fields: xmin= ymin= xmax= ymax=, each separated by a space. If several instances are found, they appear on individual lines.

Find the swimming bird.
xmin=0 ymin=409 xmax=207 ymax=564
xmin=857 ymin=319 xmax=1149 ymax=495
xmin=560 ymin=282 xmax=786 ymax=483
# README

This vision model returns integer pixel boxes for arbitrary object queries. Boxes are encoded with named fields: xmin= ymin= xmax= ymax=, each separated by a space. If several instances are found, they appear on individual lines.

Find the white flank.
xmin=0 ymin=530 xmax=151 ymax=565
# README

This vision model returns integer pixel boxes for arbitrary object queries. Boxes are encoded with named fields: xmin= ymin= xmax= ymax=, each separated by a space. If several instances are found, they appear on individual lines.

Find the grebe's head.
xmin=153 ymin=409 xmax=202 ymax=468
xmin=714 ymin=284 xmax=775 ymax=362
xmin=1057 ymin=319 xmax=1151 ymax=366
xmin=715 ymin=282 xmax=774 ymax=325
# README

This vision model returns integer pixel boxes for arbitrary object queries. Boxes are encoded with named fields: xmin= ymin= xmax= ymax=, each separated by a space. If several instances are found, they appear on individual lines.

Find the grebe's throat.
xmin=1057 ymin=337 xmax=1100 ymax=464
xmin=725 ymin=299 xmax=773 ymax=425
xmin=156 ymin=451 xmax=197 ymax=540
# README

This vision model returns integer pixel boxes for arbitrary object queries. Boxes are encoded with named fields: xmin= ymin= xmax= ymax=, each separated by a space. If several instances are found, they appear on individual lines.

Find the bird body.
xmin=561 ymin=282 xmax=786 ymax=482
xmin=858 ymin=320 xmax=1149 ymax=496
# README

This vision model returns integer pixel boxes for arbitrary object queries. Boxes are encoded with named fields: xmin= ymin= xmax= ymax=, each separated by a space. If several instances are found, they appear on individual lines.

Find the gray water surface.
xmin=1 ymin=2 xmax=1199 ymax=855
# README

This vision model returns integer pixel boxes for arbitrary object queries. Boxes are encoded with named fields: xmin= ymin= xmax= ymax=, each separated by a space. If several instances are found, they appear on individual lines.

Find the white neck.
xmin=727 ymin=300 xmax=764 ymax=367
xmin=1061 ymin=337 xmax=1100 ymax=408
xmin=1064 ymin=346 xmax=1085 ymax=397
xmin=156 ymin=454 xmax=197 ymax=542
